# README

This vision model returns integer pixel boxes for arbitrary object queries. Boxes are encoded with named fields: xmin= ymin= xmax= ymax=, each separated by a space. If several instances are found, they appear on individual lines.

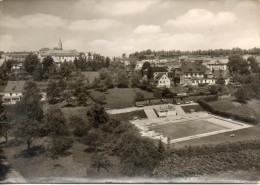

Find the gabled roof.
xmin=4 ymin=81 xmax=26 ymax=93
xmin=180 ymin=62 xmax=207 ymax=73
xmin=154 ymin=74 xmax=169 ymax=82
xmin=151 ymin=66 xmax=168 ymax=72
xmin=207 ymin=58 xmax=229 ymax=65
xmin=213 ymin=69 xmax=230 ymax=79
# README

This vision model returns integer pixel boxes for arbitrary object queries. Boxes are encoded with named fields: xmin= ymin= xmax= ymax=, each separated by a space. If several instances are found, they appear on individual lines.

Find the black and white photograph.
xmin=0 ymin=0 xmax=260 ymax=183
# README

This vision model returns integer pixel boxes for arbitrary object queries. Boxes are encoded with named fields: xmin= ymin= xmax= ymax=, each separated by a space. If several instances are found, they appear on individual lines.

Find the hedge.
xmin=197 ymin=99 xmax=258 ymax=124
xmin=154 ymin=140 xmax=260 ymax=178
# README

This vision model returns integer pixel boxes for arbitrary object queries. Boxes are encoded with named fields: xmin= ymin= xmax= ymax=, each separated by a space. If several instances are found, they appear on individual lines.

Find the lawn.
xmin=81 ymin=71 xmax=99 ymax=83
xmin=111 ymin=110 xmax=147 ymax=121
xmin=181 ymin=104 xmax=205 ymax=113
xmin=174 ymin=126 xmax=260 ymax=149
xmin=209 ymin=99 xmax=260 ymax=120
xmin=3 ymin=139 xmax=123 ymax=183
xmin=150 ymin=119 xmax=227 ymax=140
xmin=90 ymin=88 xmax=154 ymax=109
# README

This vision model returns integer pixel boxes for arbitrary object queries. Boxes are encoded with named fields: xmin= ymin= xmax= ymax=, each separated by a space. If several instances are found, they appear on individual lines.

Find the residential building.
xmin=213 ymin=69 xmax=231 ymax=85
xmin=2 ymin=81 xmax=26 ymax=105
xmin=206 ymin=58 xmax=229 ymax=71
xmin=154 ymin=74 xmax=171 ymax=88
xmin=174 ymin=61 xmax=215 ymax=85
xmin=5 ymin=51 xmax=36 ymax=62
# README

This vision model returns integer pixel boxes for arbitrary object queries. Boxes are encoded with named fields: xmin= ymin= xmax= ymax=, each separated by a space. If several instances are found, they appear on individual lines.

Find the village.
xmin=1 ymin=0 xmax=260 ymax=183
xmin=1 ymin=43 xmax=260 ymax=182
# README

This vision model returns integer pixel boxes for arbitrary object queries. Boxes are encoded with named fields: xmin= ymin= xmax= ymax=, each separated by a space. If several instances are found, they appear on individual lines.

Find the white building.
xmin=155 ymin=74 xmax=171 ymax=88
xmin=39 ymin=39 xmax=79 ymax=63
xmin=154 ymin=104 xmax=177 ymax=117
xmin=206 ymin=58 xmax=228 ymax=71
xmin=2 ymin=81 xmax=26 ymax=105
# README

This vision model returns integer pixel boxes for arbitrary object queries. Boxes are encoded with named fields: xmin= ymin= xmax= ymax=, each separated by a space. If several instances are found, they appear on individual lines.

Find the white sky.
xmin=0 ymin=0 xmax=259 ymax=57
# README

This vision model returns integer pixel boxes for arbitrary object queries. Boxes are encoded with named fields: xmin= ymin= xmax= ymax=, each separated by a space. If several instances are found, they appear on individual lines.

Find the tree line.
xmin=129 ymin=48 xmax=260 ymax=60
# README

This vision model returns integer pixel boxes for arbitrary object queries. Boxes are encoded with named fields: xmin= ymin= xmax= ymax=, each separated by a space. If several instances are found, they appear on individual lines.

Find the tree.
xmin=134 ymin=92 xmax=144 ymax=102
xmin=0 ymin=112 xmax=12 ymax=143
xmin=99 ymin=68 xmax=110 ymax=80
xmin=131 ymin=72 xmax=141 ymax=87
xmin=24 ymin=53 xmax=40 ymax=74
xmin=234 ymin=86 xmax=249 ymax=103
xmin=16 ymin=82 xmax=43 ymax=121
xmin=117 ymin=131 xmax=160 ymax=176
xmin=117 ymin=71 xmax=129 ymax=88
xmin=59 ymin=61 xmax=74 ymax=80
xmin=32 ymin=63 xmax=43 ymax=81
xmin=14 ymin=116 xmax=39 ymax=151
xmin=247 ymin=56 xmax=260 ymax=73
xmin=46 ymin=80 xmax=62 ymax=103
xmin=158 ymin=140 xmax=166 ymax=160
xmin=87 ymin=103 xmax=108 ymax=128
xmin=209 ymin=85 xmax=219 ymax=95
xmin=173 ymin=77 xmax=180 ymax=85
xmin=147 ymin=66 xmax=153 ymax=80
xmin=216 ymin=77 xmax=226 ymax=85
xmin=0 ymin=145 xmax=9 ymax=181
xmin=227 ymin=54 xmax=250 ymax=81
xmin=91 ymin=152 xmax=112 ymax=172
xmin=42 ymin=56 xmax=55 ymax=79
xmin=69 ymin=116 xmax=90 ymax=137
xmin=44 ymin=107 xmax=71 ymax=156
xmin=141 ymin=62 xmax=150 ymax=76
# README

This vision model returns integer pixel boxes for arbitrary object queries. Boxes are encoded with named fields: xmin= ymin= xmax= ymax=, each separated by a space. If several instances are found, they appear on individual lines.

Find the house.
xmin=206 ymin=58 xmax=229 ymax=71
xmin=213 ymin=69 xmax=231 ymax=85
xmin=2 ymin=81 xmax=26 ymax=105
xmin=5 ymin=51 xmax=36 ymax=62
xmin=174 ymin=61 xmax=215 ymax=86
xmin=154 ymin=74 xmax=171 ymax=88
xmin=142 ymin=66 xmax=168 ymax=79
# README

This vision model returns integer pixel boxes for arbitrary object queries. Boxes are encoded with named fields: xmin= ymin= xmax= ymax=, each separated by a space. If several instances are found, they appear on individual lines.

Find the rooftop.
xmin=3 ymin=81 xmax=26 ymax=93
xmin=180 ymin=61 xmax=207 ymax=73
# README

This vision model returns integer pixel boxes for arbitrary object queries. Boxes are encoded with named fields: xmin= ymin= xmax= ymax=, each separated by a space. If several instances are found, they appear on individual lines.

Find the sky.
xmin=0 ymin=0 xmax=259 ymax=57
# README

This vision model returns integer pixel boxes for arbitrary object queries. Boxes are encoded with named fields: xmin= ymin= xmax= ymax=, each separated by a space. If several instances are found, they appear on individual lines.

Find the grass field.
xmin=90 ymin=88 xmax=154 ymax=109
xmin=209 ymin=99 xmax=260 ymax=120
xmin=174 ymin=126 xmax=260 ymax=149
xmin=81 ymin=71 xmax=99 ymax=83
xmin=150 ymin=119 xmax=227 ymax=140
xmin=2 ymin=139 xmax=123 ymax=183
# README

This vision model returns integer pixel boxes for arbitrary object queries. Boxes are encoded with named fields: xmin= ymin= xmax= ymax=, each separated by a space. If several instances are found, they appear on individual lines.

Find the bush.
xmin=154 ymin=140 xmax=260 ymax=177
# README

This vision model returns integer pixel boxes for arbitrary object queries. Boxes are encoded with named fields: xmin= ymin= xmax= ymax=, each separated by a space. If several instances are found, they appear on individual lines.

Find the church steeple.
xmin=58 ymin=38 xmax=63 ymax=50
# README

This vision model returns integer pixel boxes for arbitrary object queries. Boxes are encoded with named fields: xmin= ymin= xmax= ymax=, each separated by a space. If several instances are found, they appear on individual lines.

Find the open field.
xmin=2 ymin=139 xmax=123 ymax=183
xmin=150 ymin=119 xmax=227 ymax=140
xmin=81 ymin=71 xmax=99 ymax=83
xmin=90 ymin=88 xmax=154 ymax=109
xmin=209 ymin=99 xmax=260 ymax=120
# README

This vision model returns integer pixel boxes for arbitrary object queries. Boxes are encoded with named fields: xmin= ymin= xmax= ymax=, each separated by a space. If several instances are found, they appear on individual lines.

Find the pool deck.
xmin=107 ymin=103 xmax=252 ymax=144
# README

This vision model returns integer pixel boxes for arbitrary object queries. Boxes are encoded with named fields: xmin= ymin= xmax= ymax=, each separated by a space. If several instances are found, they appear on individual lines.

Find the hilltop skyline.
xmin=0 ymin=0 xmax=259 ymax=57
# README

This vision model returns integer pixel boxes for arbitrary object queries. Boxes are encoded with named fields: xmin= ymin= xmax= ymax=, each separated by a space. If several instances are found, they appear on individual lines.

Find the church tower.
xmin=58 ymin=38 xmax=63 ymax=50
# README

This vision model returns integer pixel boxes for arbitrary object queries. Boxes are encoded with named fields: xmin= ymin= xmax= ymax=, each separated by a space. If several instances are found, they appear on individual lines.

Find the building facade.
xmin=2 ymin=81 xmax=26 ymax=105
